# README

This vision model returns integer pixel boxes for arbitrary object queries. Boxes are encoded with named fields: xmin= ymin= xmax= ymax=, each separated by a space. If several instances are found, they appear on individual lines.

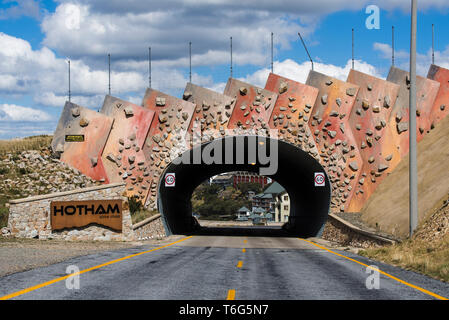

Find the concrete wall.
xmin=8 ymin=183 xmax=135 ymax=241
xmin=132 ymin=214 xmax=166 ymax=240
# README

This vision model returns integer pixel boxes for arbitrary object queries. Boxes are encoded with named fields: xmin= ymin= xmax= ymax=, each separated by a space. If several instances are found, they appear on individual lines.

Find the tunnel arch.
xmin=158 ymin=135 xmax=332 ymax=237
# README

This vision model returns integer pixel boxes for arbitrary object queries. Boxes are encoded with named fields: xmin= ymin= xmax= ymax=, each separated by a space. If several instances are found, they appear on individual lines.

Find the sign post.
xmin=314 ymin=172 xmax=325 ymax=187
xmin=165 ymin=173 xmax=176 ymax=187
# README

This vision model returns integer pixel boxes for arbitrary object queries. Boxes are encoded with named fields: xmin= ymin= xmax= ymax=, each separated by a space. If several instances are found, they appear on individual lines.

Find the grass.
xmin=0 ymin=135 xmax=52 ymax=156
xmin=131 ymin=209 xmax=159 ymax=225
xmin=359 ymin=234 xmax=449 ymax=283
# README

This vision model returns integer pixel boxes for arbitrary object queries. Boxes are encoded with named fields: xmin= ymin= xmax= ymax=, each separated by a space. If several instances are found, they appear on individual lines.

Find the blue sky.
xmin=0 ymin=0 xmax=448 ymax=140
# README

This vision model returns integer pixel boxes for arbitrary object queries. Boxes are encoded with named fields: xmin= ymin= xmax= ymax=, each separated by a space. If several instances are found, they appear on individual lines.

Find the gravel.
xmin=0 ymin=237 xmax=140 ymax=277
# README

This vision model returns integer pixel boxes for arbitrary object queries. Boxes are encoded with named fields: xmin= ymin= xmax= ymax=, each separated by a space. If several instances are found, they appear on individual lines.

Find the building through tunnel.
xmin=158 ymin=135 xmax=331 ymax=237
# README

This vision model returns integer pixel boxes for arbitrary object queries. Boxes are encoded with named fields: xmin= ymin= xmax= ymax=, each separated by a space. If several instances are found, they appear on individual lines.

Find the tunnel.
xmin=157 ymin=135 xmax=332 ymax=238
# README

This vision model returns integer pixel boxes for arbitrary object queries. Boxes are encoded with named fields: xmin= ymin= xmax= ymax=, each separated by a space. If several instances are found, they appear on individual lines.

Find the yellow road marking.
xmin=226 ymin=289 xmax=236 ymax=300
xmin=237 ymin=260 xmax=243 ymax=268
xmin=0 ymin=236 xmax=194 ymax=300
xmin=299 ymin=238 xmax=448 ymax=301
xmin=242 ymin=248 xmax=246 ymax=253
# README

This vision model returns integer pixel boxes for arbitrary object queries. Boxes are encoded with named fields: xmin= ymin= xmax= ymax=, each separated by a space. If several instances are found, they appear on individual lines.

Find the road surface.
xmin=0 ymin=231 xmax=448 ymax=300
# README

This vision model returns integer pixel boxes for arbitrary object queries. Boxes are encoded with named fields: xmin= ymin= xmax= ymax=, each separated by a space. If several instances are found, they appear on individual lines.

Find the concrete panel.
xmin=224 ymin=78 xmax=278 ymax=133
xmin=346 ymin=70 xmax=402 ymax=212
xmin=427 ymin=64 xmax=449 ymax=127
xmin=264 ymin=73 xmax=320 ymax=160
xmin=182 ymin=82 xmax=236 ymax=139
xmin=305 ymin=71 xmax=363 ymax=213
xmin=141 ymin=89 xmax=196 ymax=208
xmin=99 ymin=95 xmax=155 ymax=202
xmin=387 ymin=66 xmax=440 ymax=158
xmin=51 ymin=101 xmax=113 ymax=183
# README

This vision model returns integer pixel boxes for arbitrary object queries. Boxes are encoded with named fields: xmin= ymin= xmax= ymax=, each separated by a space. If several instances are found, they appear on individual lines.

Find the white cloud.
xmin=0 ymin=0 xmax=41 ymax=20
xmin=0 ymin=104 xmax=52 ymax=122
xmin=240 ymin=58 xmax=381 ymax=88
xmin=41 ymin=2 xmax=312 ymax=68
xmin=0 ymin=32 xmax=146 ymax=108
xmin=373 ymin=42 xmax=449 ymax=77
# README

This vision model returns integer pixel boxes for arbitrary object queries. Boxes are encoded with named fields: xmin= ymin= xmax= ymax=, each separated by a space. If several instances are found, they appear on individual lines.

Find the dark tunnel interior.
xmin=157 ymin=136 xmax=331 ymax=238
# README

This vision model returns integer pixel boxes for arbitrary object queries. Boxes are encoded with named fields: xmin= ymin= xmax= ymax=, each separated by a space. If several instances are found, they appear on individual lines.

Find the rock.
xmin=326 ymin=80 xmax=333 ymax=86
xmin=385 ymin=154 xmax=393 ymax=161
xmin=90 ymin=157 xmax=98 ymax=167
xmin=328 ymin=131 xmax=337 ymax=139
xmin=158 ymin=114 xmax=168 ymax=123
xmin=346 ymin=87 xmax=357 ymax=96
xmin=384 ymin=96 xmax=391 ymax=109
xmin=183 ymin=91 xmax=192 ymax=100
xmin=124 ymin=107 xmax=134 ymax=116
xmin=321 ymin=94 xmax=328 ymax=105
xmin=71 ymin=107 xmax=80 ymax=117
xmin=106 ymin=153 xmax=116 ymax=163
xmin=279 ymin=82 xmax=288 ymax=94
xmin=440 ymin=105 xmax=445 ymax=111
xmin=362 ymin=100 xmax=370 ymax=110
xmin=378 ymin=163 xmax=389 ymax=172
xmin=128 ymin=132 xmax=136 ymax=141
xmin=128 ymin=155 xmax=135 ymax=163
xmin=156 ymin=97 xmax=166 ymax=106
xmin=239 ymin=87 xmax=248 ymax=95
xmin=372 ymin=105 xmax=381 ymax=113
xmin=397 ymin=122 xmax=409 ymax=134
xmin=336 ymin=98 xmax=342 ymax=107
xmin=79 ymin=118 xmax=90 ymax=127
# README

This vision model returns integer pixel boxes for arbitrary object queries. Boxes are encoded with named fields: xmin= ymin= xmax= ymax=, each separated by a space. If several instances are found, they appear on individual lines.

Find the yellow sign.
xmin=51 ymin=200 xmax=123 ymax=232
xmin=65 ymin=135 xmax=85 ymax=142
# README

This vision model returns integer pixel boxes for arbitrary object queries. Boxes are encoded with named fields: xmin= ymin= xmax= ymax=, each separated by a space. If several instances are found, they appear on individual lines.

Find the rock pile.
xmin=0 ymin=148 xmax=101 ymax=200
xmin=413 ymin=198 xmax=449 ymax=242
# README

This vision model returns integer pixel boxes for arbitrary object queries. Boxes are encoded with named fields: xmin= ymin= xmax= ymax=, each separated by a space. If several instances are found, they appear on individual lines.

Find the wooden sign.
xmin=51 ymin=200 xmax=123 ymax=232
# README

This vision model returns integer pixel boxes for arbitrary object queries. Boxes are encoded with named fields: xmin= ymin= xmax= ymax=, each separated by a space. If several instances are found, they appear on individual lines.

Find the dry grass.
xmin=131 ymin=209 xmax=159 ymax=225
xmin=0 ymin=135 xmax=52 ymax=156
xmin=359 ymin=234 xmax=449 ymax=283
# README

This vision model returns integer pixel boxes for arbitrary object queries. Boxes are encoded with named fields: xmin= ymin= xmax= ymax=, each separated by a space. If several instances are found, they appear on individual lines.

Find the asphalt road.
xmin=0 ymin=231 xmax=448 ymax=300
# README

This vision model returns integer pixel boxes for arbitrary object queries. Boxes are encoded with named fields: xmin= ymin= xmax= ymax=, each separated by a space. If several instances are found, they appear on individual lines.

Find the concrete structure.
xmin=8 ymin=183 xmax=135 ymax=241
xmin=51 ymin=63 xmax=449 ymax=237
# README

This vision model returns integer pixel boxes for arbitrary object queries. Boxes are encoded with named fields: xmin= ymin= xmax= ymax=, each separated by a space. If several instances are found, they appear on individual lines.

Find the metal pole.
xmin=149 ymin=47 xmax=152 ymax=88
xmin=432 ymin=24 xmax=435 ymax=65
xmin=189 ymin=41 xmax=192 ymax=83
xmin=392 ymin=26 xmax=395 ymax=66
xmin=108 ymin=54 xmax=111 ymax=95
xmin=230 ymin=36 xmax=233 ymax=78
xmin=271 ymin=32 xmax=274 ymax=73
xmin=409 ymin=0 xmax=418 ymax=237
xmin=68 ymin=60 xmax=71 ymax=102
xmin=298 ymin=32 xmax=314 ymax=71
xmin=352 ymin=28 xmax=355 ymax=69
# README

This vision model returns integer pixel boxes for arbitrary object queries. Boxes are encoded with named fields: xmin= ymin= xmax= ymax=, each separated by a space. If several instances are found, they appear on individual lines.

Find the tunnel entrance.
xmin=158 ymin=136 xmax=331 ymax=238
